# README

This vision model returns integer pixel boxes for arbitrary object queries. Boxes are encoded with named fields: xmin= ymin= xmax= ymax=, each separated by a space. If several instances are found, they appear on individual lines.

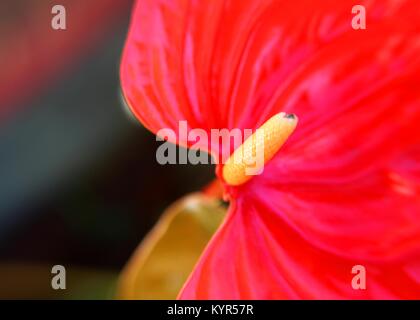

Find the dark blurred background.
xmin=0 ymin=0 xmax=214 ymax=298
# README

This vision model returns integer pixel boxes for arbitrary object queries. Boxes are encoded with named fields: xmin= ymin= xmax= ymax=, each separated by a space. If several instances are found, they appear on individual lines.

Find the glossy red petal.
xmin=253 ymin=159 xmax=420 ymax=259
xmin=123 ymin=1 xmax=413 ymax=152
xmin=242 ymin=1 xmax=420 ymax=261
xmin=122 ymin=0 xmax=420 ymax=299
xmin=179 ymin=195 xmax=420 ymax=299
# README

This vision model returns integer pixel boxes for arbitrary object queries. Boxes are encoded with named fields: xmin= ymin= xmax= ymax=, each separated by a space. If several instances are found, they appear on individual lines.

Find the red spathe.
xmin=121 ymin=0 xmax=420 ymax=299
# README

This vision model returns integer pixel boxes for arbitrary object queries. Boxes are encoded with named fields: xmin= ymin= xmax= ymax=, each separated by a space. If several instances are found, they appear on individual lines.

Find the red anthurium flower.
xmin=121 ymin=0 xmax=420 ymax=299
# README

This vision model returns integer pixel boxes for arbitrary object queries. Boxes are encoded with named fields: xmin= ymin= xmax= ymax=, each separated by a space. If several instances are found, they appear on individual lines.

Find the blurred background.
xmin=0 ymin=0 xmax=214 ymax=298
